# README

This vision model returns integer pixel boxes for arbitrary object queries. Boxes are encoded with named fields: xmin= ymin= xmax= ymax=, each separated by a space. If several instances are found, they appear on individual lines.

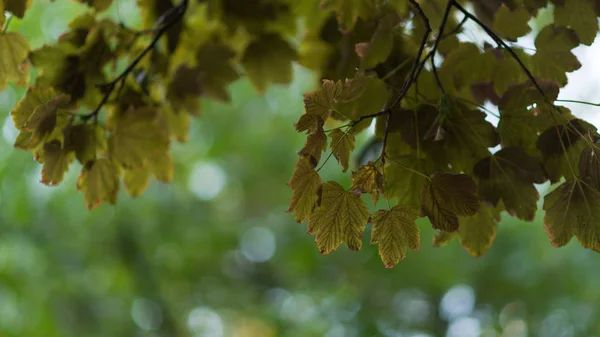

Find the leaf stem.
xmin=556 ymin=99 xmax=600 ymax=107
xmin=385 ymin=156 xmax=431 ymax=180
xmin=2 ymin=15 xmax=12 ymax=33
xmin=81 ymin=0 xmax=189 ymax=121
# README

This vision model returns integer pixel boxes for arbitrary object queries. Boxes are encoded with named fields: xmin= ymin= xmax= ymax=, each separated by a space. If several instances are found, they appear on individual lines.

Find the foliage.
xmin=3 ymin=0 xmax=600 ymax=267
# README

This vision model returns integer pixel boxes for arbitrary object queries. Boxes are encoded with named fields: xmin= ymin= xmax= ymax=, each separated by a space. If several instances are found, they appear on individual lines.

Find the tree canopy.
xmin=3 ymin=0 xmax=600 ymax=267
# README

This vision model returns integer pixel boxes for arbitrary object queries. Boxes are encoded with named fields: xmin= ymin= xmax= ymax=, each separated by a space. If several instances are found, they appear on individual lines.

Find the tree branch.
xmin=81 ymin=0 xmax=189 ymax=121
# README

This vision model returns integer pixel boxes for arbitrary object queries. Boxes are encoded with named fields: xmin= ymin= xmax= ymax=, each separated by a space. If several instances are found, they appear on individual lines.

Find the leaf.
xmin=433 ymin=231 xmax=457 ymax=247
xmin=76 ymin=158 xmax=120 ymax=210
xmin=241 ymin=34 xmax=297 ymax=92
xmin=148 ymin=151 xmax=174 ymax=182
xmin=386 ymin=154 xmax=436 ymax=209
xmin=108 ymin=107 xmax=170 ymax=169
xmin=356 ymin=14 xmax=397 ymax=69
xmin=296 ymin=79 xmax=343 ymax=137
xmin=334 ymin=75 xmax=389 ymax=132
xmin=3 ymin=0 xmax=33 ymax=18
xmin=320 ymin=0 xmax=375 ymax=32
xmin=123 ymin=167 xmax=150 ymax=198
xmin=420 ymin=172 xmax=479 ymax=232
xmin=473 ymin=147 xmax=546 ymax=221
xmin=543 ymin=179 xmax=600 ymax=251
xmin=498 ymin=80 xmax=562 ymax=155
xmin=440 ymin=43 xmax=495 ymax=90
xmin=458 ymin=204 xmax=501 ymax=257
xmin=64 ymin=124 xmax=105 ymax=165
xmin=491 ymin=49 xmax=531 ymax=96
xmin=299 ymin=124 xmax=327 ymax=165
xmin=22 ymin=94 xmax=71 ymax=148
xmin=0 ymin=32 xmax=30 ymax=91
xmin=287 ymin=158 xmax=322 ymax=223
xmin=329 ymin=129 xmax=355 ymax=172
xmin=554 ymin=0 xmax=598 ymax=45
xmin=75 ymin=0 xmax=113 ymax=12
xmin=37 ymin=141 xmax=75 ymax=186
xmin=493 ymin=5 xmax=532 ymax=41
xmin=308 ymin=181 xmax=370 ymax=253
xmin=194 ymin=42 xmax=240 ymax=102
xmin=531 ymin=25 xmax=581 ymax=86
xmin=11 ymin=87 xmax=57 ymax=131
xmin=350 ymin=162 xmax=383 ymax=204
xmin=537 ymin=118 xmax=596 ymax=182
xmin=370 ymin=205 xmax=420 ymax=268
xmin=578 ymin=144 xmax=600 ymax=189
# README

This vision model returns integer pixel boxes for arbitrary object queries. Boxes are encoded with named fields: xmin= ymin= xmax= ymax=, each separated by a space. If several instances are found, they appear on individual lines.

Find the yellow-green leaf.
xmin=308 ymin=181 xmax=369 ymax=253
xmin=123 ymin=167 xmax=150 ymax=198
xmin=76 ymin=158 xmax=120 ymax=209
xmin=531 ymin=25 xmax=581 ymax=86
xmin=356 ymin=14 xmax=397 ymax=68
xmin=543 ymin=179 xmax=600 ymax=251
xmin=493 ymin=5 xmax=532 ymax=41
xmin=11 ymin=87 xmax=56 ymax=131
xmin=0 ymin=32 xmax=30 ymax=91
xmin=350 ymin=162 xmax=383 ymax=204
xmin=241 ymin=34 xmax=297 ymax=92
xmin=420 ymin=172 xmax=479 ymax=232
xmin=320 ymin=0 xmax=375 ymax=32
xmin=554 ymin=0 xmax=598 ymax=45
xmin=64 ymin=124 xmax=105 ymax=165
xmin=287 ymin=158 xmax=322 ymax=223
xmin=299 ymin=125 xmax=327 ymax=165
xmin=433 ymin=231 xmax=457 ymax=247
xmin=108 ymin=107 xmax=169 ymax=169
xmin=22 ymin=94 xmax=71 ymax=148
xmin=370 ymin=205 xmax=420 ymax=268
xmin=302 ymin=79 xmax=343 ymax=120
xmin=458 ymin=204 xmax=501 ymax=257
xmin=37 ymin=140 xmax=75 ymax=186
xmin=329 ymin=129 xmax=354 ymax=172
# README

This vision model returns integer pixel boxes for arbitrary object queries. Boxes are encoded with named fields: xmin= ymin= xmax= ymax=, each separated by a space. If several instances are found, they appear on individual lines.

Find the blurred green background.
xmin=2 ymin=1 xmax=600 ymax=337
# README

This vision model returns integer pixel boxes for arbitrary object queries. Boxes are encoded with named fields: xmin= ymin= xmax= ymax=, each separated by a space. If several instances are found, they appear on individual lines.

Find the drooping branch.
xmin=81 ymin=0 xmax=189 ymax=121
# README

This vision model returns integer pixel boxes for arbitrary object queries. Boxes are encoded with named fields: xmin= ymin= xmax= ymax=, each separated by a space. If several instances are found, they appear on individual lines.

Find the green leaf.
xmin=370 ymin=205 xmax=420 ymax=268
xmin=458 ymin=204 xmax=501 ymax=257
xmin=498 ymin=81 xmax=562 ymax=155
xmin=356 ymin=14 xmax=397 ymax=69
xmin=433 ymin=231 xmax=457 ymax=247
xmin=440 ymin=43 xmax=495 ymax=90
xmin=536 ymin=118 xmax=596 ymax=182
xmin=329 ymin=129 xmax=355 ymax=172
xmin=108 ymin=107 xmax=170 ymax=169
xmin=420 ymin=172 xmax=479 ymax=232
xmin=76 ymin=158 xmax=120 ymax=210
xmin=64 ymin=124 xmax=105 ymax=164
xmin=334 ymin=76 xmax=389 ymax=132
xmin=543 ymin=179 xmax=600 ymax=251
xmin=299 ymin=79 xmax=343 ymax=127
xmin=350 ymin=162 xmax=383 ymax=204
xmin=554 ymin=0 xmax=598 ymax=45
xmin=308 ymin=181 xmax=370 ymax=253
xmin=75 ymin=0 xmax=113 ymax=12
xmin=578 ymin=144 xmax=600 ymax=189
xmin=491 ymin=49 xmax=531 ymax=96
xmin=147 ymin=151 xmax=174 ymax=183
xmin=22 ymin=94 xmax=71 ymax=148
xmin=386 ymin=154 xmax=436 ymax=209
xmin=0 ymin=32 xmax=30 ymax=91
xmin=11 ymin=87 xmax=57 ymax=131
xmin=242 ymin=34 xmax=297 ymax=92
xmin=37 ymin=140 xmax=75 ymax=186
xmin=194 ymin=42 xmax=240 ymax=102
xmin=493 ymin=5 xmax=532 ymax=41
xmin=320 ymin=0 xmax=375 ymax=32
xmin=473 ymin=147 xmax=546 ymax=221
xmin=287 ymin=158 xmax=322 ymax=223
xmin=531 ymin=25 xmax=581 ymax=86
xmin=123 ymin=167 xmax=150 ymax=198
xmin=299 ymin=122 xmax=327 ymax=165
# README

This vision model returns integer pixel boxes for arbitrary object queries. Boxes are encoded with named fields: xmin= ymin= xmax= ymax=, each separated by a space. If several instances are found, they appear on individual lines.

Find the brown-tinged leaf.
xmin=420 ymin=172 xmax=479 ymax=232
xmin=371 ymin=205 xmax=420 ymax=267
xmin=350 ymin=162 xmax=383 ymax=204
xmin=287 ymin=158 xmax=322 ymax=223
xmin=329 ymin=129 xmax=355 ymax=172
xmin=473 ymin=147 xmax=546 ymax=221
xmin=76 ymin=158 xmax=120 ymax=209
xmin=308 ymin=181 xmax=369 ymax=253
xmin=543 ymin=179 xmax=600 ymax=251
xmin=433 ymin=231 xmax=457 ymax=247
xmin=299 ymin=123 xmax=327 ymax=165
xmin=0 ymin=32 xmax=30 ymax=91
xmin=37 ymin=140 xmax=75 ymax=186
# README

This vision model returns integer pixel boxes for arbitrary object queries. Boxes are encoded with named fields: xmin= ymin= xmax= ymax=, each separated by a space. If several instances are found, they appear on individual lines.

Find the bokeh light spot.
xmin=188 ymin=162 xmax=227 ymax=200
xmin=240 ymin=227 xmax=276 ymax=263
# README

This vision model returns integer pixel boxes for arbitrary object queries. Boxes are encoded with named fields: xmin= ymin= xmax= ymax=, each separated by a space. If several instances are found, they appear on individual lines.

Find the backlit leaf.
xmin=329 ymin=129 xmax=355 ymax=172
xmin=543 ymin=179 xmax=600 ymax=251
xmin=76 ymin=158 xmax=120 ymax=210
xmin=241 ymin=34 xmax=297 ymax=93
xmin=299 ymin=124 xmax=327 ymax=165
xmin=287 ymin=158 xmax=322 ymax=223
xmin=554 ymin=0 xmax=598 ymax=45
xmin=308 ymin=181 xmax=370 ymax=253
xmin=371 ymin=205 xmax=420 ymax=268
xmin=493 ymin=5 xmax=532 ymax=41
xmin=473 ymin=147 xmax=546 ymax=221
xmin=531 ymin=25 xmax=581 ymax=86
xmin=350 ymin=162 xmax=383 ymax=204
xmin=420 ymin=172 xmax=479 ymax=232
xmin=37 ymin=140 xmax=75 ymax=186
xmin=124 ymin=167 xmax=150 ymax=198
xmin=458 ymin=204 xmax=501 ymax=257
xmin=0 ymin=32 xmax=30 ymax=91
xmin=320 ymin=0 xmax=375 ymax=32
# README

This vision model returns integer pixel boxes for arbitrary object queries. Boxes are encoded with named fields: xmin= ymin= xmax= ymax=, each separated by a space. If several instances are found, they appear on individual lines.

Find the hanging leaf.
xmin=371 ymin=205 xmax=420 ymax=268
xmin=76 ymin=158 xmax=120 ymax=210
xmin=458 ymin=204 xmax=501 ymax=257
xmin=420 ymin=172 xmax=479 ymax=232
xmin=329 ymin=129 xmax=355 ymax=172
xmin=308 ymin=181 xmax=370 ymax=253
xmin=0 ymin=32 xmax=30 ymax=91
xmin=554 ymin=0 xmax=599 ymax=45
xmin=287 ymin=158 xmax=322 ymax=223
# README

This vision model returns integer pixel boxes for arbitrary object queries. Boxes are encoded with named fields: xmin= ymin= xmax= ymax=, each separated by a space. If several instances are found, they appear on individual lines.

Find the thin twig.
xmin=429 ymin=0 xmax=453 ymax=96
xmin=81 ymin=0 xmax=188 ymax=121
xmin=441 ymin=14 xmax=467 ymax=39
xmin=2 ymin=15 xmax=13 ymax=33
